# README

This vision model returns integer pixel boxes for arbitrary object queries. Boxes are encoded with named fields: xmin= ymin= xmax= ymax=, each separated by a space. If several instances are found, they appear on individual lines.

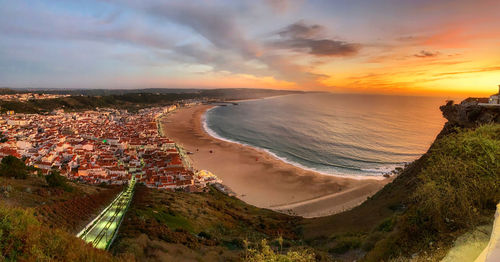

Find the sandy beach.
xmin=161 ymin=104 xmax=391 ymax=218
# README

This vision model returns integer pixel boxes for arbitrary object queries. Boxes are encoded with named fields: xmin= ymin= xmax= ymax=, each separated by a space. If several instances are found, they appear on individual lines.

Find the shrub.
xmin=198 ymin=231 xmax=212 ymax=239
xmin=0 ymin=133 xmax=7 ymax=143
xmin=45 ymin=170 xmax=73 ymax=192
xmin=362 ymin=231 xmax=384 ymax=251
xmin=328 ymin=236 xmax=361 ymax=254
xmin=223 ymin=238 xmax=245 ymax=250
xmin=0 ymin=205 xmax=115 ymax=261
xmin=0 ymin=155 xmax=28 ymax=179
xmin=246 ymin=239 xmax=315 ymax=262
xmin=377 ymin=217 xmax=394 ymax=232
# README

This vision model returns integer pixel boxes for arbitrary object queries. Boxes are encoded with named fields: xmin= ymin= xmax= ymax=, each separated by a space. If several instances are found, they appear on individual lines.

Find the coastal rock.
xmin=440 ymin=100 xmax=500 ymax=129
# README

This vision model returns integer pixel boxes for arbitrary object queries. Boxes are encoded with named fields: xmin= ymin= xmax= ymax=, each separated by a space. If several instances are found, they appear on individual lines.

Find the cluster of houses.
xmin=0 ymin=105 xmax=218 ymax=191
xmin=0 ymin=92 xmax=70 ymax=102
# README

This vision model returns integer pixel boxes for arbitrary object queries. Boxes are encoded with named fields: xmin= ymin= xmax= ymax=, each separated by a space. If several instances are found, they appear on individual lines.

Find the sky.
xmin=0 ymin=0 xmax=499 ymax=96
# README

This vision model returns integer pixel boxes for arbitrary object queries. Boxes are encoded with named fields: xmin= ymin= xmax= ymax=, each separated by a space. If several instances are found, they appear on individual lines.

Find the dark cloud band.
xmin=271 ymin=21 xmax=361 ymax=57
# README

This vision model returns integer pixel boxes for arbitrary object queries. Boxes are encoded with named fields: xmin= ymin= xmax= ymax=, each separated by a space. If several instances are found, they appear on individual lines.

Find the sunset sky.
xmin=1 ymin=0 xmax=499 ymax=96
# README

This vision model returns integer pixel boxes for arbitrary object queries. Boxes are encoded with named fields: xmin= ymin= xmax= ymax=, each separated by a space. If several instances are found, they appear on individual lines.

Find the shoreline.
xmin=161 ymin=104 xmax=391 ymax=218
xmin=202 ymin=105 xmax=388 ymax=181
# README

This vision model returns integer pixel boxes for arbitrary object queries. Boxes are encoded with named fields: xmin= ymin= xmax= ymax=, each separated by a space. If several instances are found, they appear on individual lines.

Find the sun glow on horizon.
xmin=1 ymin=0 xmax=499 ymax=97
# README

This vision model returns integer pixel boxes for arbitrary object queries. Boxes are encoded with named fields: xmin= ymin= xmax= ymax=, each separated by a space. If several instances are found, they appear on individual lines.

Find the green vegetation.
xmin=112 ymin=185 xmax=304 ymax=261
xmin=0 ymin=89 xmax=302 ymax=114
xmin=245 ymin=239 xmax=315 ymax=262
xmin=0 ymin=172 xmax=122 ymax=236
xmin=0 ymin=156 xmax=30 ymax=179
xmin=0 ymin=133 xmax=7 ymax=143
xmin=0 ymin=205 xmax=115 ymax=261
xmin=0 ymin=88 xmax=16 ymax=95
xmin=45 ymin=170 xmax=73 ymax=192
xmin=0 ymin=156 xmax=73 ymax=191
xmin=328 ymin=234 xmax=362 ymax=254
xmin=376 ymin=217 xmax=394 ymax=232
xmin=0 ymin=112 xmax=497 ymax=261
xmin=395 ymin=124 xmax=499 ymax=256
xmin=0 ymin=173 xmax=126 ymax=260
xmin=107 ymin=124 xmax=500 ymax=261
xmin=152 ymin=212 xmax=194 ymax=233
xmin=304 ymin=124 xmax=500 ymax=261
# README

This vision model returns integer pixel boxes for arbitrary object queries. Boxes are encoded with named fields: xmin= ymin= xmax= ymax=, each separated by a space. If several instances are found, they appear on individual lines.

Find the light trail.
xmin=77 ymin=176 xmax=136 ymax=250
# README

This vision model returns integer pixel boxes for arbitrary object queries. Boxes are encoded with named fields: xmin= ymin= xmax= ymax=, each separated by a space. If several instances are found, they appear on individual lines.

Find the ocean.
xmin=203 ymin=93 xmax=450 ymax=177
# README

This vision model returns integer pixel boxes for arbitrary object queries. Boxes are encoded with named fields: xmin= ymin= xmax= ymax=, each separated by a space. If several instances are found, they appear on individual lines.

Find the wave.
xmin=361 ymin=164 xmax=405 ymax=174
xmin=280 ymin=148 xmax=405 ymax=172
xmin=202 ymin=107 xmax=394 ymax=180
xmin=202 ymin=93 xmax=445 ymax=180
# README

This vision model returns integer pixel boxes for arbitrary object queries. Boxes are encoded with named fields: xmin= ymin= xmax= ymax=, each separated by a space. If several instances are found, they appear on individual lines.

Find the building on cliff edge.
xmin=489 ymin=85 xmax=500 ymax=104
xmin=478 ymin=85 xmax=500 ymax=106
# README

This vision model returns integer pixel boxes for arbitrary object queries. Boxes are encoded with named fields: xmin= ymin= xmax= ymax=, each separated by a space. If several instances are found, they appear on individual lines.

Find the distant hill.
xmin=5 ymin=87 xmax=304 ymax=96
xmin=0 ymin=88 xmax=303 ymax=113
xmin=0 ymin=88 xmax=16 ymax=95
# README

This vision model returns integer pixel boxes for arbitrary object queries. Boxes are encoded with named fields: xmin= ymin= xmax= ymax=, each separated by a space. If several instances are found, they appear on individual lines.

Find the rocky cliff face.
xmin=440 ymin=100 xmax=500 ymax=130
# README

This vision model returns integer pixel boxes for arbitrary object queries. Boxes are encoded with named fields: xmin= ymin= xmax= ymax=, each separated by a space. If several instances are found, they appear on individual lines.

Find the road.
xmin=77 ymin=176 xmax=136 ymax=250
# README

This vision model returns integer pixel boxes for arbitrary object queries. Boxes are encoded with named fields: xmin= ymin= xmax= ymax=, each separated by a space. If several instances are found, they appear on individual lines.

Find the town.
xmin=0 ymin=92 xmax=70 ymax=102
xmin=0 ymin=104 xmax=220 ymax=191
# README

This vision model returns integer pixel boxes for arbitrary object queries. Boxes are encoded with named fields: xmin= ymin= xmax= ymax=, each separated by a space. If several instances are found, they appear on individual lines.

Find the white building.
xmin=489 ymin=85 xmax=500 ymax=104
xmin=479 ymin=85 xmax=500 ymax=106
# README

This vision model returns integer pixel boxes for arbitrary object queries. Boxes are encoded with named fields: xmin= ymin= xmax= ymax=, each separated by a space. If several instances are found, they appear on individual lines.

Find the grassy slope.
xmin=1 ymin=124 xmax=497 ymax=261
xmin=1 ymin=176 xmax=122 ymax=233
xmin=0 ymin=176 xmax=125 ymax=261
xmin=110 ymin=185 xmax=310 ymax=261
xmin=0 ymin=205 xmax=117 ymax=261
xmin=302 ymin=124 xmax=500 ymax=261
xmin=109 ymin=123 xmax=499 ymax=261
xmin=1 ymin=176 xmax=112 ymax=208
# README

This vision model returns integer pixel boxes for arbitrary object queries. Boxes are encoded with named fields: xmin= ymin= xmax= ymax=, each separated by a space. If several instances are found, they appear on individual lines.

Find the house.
xmin=489 ymin=85 xmax=500 ymax=105
xmin=478 ymin=85 xmax=500 ymax=106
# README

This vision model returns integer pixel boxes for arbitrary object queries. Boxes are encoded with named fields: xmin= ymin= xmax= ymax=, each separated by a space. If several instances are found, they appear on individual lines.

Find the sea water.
xmin=204 ymin=93 xmax=450 ymax=177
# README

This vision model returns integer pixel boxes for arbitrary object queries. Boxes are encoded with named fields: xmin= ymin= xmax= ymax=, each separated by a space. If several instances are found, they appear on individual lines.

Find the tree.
xmin=0 ymin=155 xmax=28 ymax=179
xmin=45 ymin=170 xmax=72 ymax=191
xmin=0 ymin=132 xmax=7 ymax=143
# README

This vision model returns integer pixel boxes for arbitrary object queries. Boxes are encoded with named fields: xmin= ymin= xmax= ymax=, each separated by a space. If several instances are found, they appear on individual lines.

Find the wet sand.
xmin=161 ymin=105 xmax=391 ymax=218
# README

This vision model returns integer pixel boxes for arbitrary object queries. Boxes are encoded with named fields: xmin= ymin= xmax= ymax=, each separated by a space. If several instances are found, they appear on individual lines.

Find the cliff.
xmin=303 ymin=98 xmax=500 ymax=261
xmin=440 ymin=100 xmax=500 ymax=128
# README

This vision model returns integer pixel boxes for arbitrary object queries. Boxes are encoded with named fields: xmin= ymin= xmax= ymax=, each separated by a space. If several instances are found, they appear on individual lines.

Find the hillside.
xmin=0 ymin=205 xmax=119 ymax=261
xmin=106 ymin=121 xmax=498 ymax=262
xmin=0 ymin=88 xmax=303 ymax=114
xmin=1 ymin=99 xmax=499 ymax=261
xmin=1 ymin=174 xmax=122 ymax=231
xmin=0 ymin=173 xmax=127 ymax=261
xmin=302 ymin=101 xmax=500 ymax=261
xmin=110 ymin=185 xmax=308 ymax=261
